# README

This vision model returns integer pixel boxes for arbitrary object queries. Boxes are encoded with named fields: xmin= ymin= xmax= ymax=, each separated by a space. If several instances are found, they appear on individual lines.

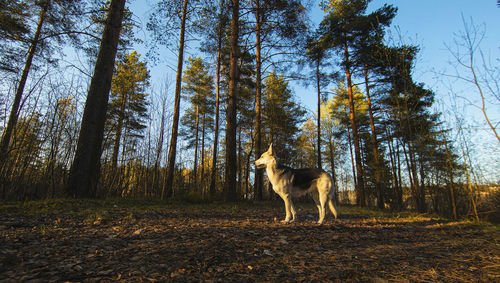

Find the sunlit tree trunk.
xmin=193 ymin=105 xmax=200 ymax=189
xmin=347 ymin=127 xmax=357 ymax=189
xmin=328 ymin=138 xmax=338 ymax=201
xmin=344 ymin=40 xmax=365 ymax=206
xmin=316 ymin=60 xmax=322 ymax=169
xmin=364 ymin=66 xmax=383 ymax=208
xmin=163 ymin=0 xmax=189 ymax=199
xmin=200 ymin=112 xmax=206 ymax=194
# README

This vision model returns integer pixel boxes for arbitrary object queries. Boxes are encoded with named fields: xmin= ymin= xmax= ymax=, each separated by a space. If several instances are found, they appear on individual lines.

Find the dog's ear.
xmin=268 ymin=143 xmax=273 ymax=155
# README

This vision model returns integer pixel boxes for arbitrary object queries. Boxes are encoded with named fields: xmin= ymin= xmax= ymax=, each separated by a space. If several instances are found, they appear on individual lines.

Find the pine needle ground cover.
xmin=1 ymin=200 xmax=498 ymax=282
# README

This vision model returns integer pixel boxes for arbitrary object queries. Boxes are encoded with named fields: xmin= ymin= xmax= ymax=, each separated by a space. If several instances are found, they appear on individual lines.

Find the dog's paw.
xmin=281 ymin=220 xmax=291 ymax=224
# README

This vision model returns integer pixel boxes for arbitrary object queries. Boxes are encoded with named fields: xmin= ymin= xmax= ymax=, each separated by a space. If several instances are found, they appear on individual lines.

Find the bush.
xmin=477 ymin=188 xmax=500 ymax=224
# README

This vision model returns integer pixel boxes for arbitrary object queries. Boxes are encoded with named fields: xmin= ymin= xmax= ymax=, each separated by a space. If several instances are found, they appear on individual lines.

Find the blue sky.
xmin=130 ymin=0 xmax=499 ymax=110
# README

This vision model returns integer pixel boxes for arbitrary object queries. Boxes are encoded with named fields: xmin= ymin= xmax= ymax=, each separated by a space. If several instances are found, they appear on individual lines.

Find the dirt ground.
xmin=0 ymin=200 xmax=499 ymax=282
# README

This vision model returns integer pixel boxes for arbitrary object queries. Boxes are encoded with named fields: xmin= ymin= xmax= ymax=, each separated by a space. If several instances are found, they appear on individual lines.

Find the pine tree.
xmin=223 ymin=0 xmax=239 ymax=202
xmin=320 ymin=100 xmax=343 ymax=199
xmin=83 ymin=1 xmax=137 ymax=64
xmin=376 ymin=44 xmax=437 ymax=212
xmin=329 ymin=80 xmax=368 ymax=198
xmin=316 ymin=0 xmax=396 ymax=206
xmin=0 ymin=0 xmax=86 ymax=165
xmin=296 ymin=118 xmax=318 ymax=168
xmin=196 ymin=0 xmax=230 ymax=198
xmin=180 ymin=57 xmax=215 ymax=190
xmin=148 ymin=0 xmax=190 ymax=199
xmin=251 ymin=0 xmax=308 ymax=200
xmin=108 ymin=51 xmax=150 ymax=168
xmin=262 ymin=71 xmax=306 ymax=164
xmin=0 ymin=0 xmax=29 ymax=72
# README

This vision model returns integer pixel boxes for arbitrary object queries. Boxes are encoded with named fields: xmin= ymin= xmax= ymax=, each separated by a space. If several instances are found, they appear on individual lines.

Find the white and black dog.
xmin=255 ymin=144 xmax=338 ymax=224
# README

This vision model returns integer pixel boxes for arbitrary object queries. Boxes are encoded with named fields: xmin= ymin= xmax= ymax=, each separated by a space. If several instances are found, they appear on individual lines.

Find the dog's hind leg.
xmin=289 ymin=198 xmax=297 ymax=222
xmin=318 ymin=191 xmax=328 ymax=224
xmin=312 ymin=190 xmax=322 ymax=221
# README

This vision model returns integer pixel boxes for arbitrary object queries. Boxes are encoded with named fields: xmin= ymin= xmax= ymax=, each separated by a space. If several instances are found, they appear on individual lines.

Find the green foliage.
xmin=84 ymin=0 xmax=136 ymax=62
xmin=107 ymin=51 xmax=150 ymax=164
xmin=262 ymin=71 xmax=306 ymax=164
xmin=329 ymin=80 xmax=368 ymax=126
xmin=296 ymin=118 xmax=318 ymax=167
xmin=0 ymin=0 xmax=85 ymax=74
xmin=254 ymin=0 xmax=309 ymax=49
xmin=0 ymin=0 xmax=29 ymax=72
xmin=180 ymin=56 xmax=215 ymax=149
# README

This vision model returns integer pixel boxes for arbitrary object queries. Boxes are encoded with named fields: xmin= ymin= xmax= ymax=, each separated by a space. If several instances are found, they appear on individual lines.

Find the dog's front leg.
xmin=281 ymin=194 xmax=294 ymax=223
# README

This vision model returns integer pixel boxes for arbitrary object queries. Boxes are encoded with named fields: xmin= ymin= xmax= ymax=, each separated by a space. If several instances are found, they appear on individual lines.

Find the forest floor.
xmin=0 ymin=199 xmax=499 ymax=282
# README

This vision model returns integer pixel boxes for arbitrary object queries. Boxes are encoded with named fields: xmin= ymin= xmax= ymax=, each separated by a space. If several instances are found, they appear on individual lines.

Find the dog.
xmin=255 ymin=143 xmax=338 ymax=224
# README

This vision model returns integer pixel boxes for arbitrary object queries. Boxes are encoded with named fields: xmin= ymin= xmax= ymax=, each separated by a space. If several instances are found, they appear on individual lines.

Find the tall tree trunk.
xmin=193 ymin=105 xmax=200 ymax=189
xmin=418 ymin=156 xmax=427 ymax=212
xmin=316 ymin=59 xmax=322 ymax=169
xmin=145 ymin=124 xmax=152 ymax=197
xmin=237 ymin=130 xmax=242 ymax=196
xmin=153 ymin=96 xmax=167 ymax=196
xmin=402 ymin=140 xmax=418 ymax=210
xmin=386 ymin=131 xmax=401 ymax=210
xmin=328 ymin=138 xmax=338 ymax=201
xmin=47 ymin=102 xmax=61 ymax=197
xmin=245 ymin=139 xmax=253 ymax=199
xmin=111 ymin=94 xmax=127 ymax=168
xmin=461 ymin=143 xmax=479 ymax=222
xmin=364 ymin=66 xmax=383 ymax=208
xmin=200 ymin=112 xmax=206 ymax=194
xmin=66 ymin=0 xmax=126 ymax=198
xmin=347 ymin=127 xmax=357 ymax=188
xmin=163 ymin=0 xmax=189 ymax=199
xmin=253 ymin=0 xmax=263 ymax=200
xmin=344 ymin=40 xmax=365 ymax=206
xmin=456 ymin=118 xmax=480 ymax=222
xmin=0 ymin=4 xmax=47 ymax=164
xmin=209 ymin=31 xmax=222 ymax=198
xmin=442 ymin=135 xmax=457 ymax=220
xmin=408 ymin=142 xmax=423 ymax=212
xmin=402 ymin=94 xmax=423 ymax=212
xmin=396 ymin=138 xmax=403 ymax=208
xmin=224 ymin=0 xmax=239 ymax=202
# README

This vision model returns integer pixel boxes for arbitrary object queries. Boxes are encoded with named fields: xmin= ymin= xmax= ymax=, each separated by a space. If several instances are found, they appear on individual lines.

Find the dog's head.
xmin=255 ymin=143 xmax=275 ymax=169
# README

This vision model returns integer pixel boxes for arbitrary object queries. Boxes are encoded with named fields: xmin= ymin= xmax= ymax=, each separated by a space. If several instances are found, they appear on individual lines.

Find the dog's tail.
xmin=328 ymin=197 xmax=338 ymax=219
